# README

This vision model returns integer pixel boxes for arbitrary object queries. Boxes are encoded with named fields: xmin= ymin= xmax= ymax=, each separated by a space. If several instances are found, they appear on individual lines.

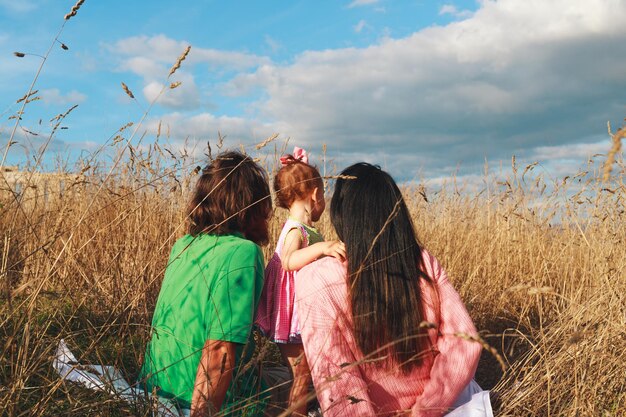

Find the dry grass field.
xmin=1 ymin=133 xmax=625 ymax=416
xmin=1 ymin=3 xmax=625 ymax=414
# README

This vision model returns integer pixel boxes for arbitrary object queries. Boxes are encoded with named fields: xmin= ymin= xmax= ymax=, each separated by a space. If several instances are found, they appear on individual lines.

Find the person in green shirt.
xmin=140 ymin=151 xmax=272 ymax=416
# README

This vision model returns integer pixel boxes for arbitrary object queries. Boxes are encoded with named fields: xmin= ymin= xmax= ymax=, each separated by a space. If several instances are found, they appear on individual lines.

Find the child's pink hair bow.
xmin=280 ymin=146 xmax=309 ymax=166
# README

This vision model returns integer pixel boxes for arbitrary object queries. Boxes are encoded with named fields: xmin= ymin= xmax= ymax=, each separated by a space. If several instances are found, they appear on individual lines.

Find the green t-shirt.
xmin=140 ymin=233 xmax=264 ymax=412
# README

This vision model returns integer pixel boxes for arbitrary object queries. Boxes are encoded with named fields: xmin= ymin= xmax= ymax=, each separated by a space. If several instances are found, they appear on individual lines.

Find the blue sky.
xmin=1 ymin=0 xmax=625 ymax=184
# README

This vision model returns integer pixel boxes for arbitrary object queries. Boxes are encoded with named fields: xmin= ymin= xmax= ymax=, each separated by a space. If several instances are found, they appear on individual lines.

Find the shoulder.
xmin=296 ymin=257 xmax=347 ymax=298
xmin=170 ymin=234 xmax=193 ymax=250
xmin=296 ymin=258 xmax=349 ymax=322
xmin=420 ymin=248 xmax=448 ymax=284
xmin=231 ymin=235 xmax=261 ymax=252
xmin=300 ymin=256 xmax=346 ymax=279
xmin=181 ymin=233 xmax=261 ymax=263
xmin=283 ymin=218 xmax=304 ymax=230
xmin=228 ymin=235 xmax=263 ymax=263
xmin=202 ymin=233 xmax=260 ymax=252
xmin=167 ymin=234 xmax=195 ymax=262
xmin=282 ymin=219 xmax=306 ymax=238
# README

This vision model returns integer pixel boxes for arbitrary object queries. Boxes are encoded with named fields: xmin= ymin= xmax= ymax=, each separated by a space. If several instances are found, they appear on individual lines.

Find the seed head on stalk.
xmin=64 ymin=0 xmax=85 ymax=20
xmin=121 ymin=82 xmax=135 ymax=99
xmin=255 ymin=133 xmax=279 ymax=150
xmin=603 ymin=120 xmax=625 ymax=182
xmin=169 ymin=46 xmax=191 ymax=77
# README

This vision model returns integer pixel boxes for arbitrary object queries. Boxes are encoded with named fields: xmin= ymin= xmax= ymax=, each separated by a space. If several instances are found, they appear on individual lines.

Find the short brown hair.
xmin=187 ymin=151 xmax=271 ymax=245
xmin=274 ymin=157 xmax=322 ymax=209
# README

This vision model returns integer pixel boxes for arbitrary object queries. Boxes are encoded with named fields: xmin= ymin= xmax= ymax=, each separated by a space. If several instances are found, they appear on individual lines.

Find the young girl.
xmin=256 ymin=147 xmax=345 ymax=416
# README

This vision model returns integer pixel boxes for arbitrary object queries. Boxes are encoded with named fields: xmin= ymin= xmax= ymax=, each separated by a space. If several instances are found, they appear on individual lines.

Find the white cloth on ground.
xmin=53 ymin=339 xmax=182 ymax=417
xmin=447 ymin=379 xmax=493 ymax=417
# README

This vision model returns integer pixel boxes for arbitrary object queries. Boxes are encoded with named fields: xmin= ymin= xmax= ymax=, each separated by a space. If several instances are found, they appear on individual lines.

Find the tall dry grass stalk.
xmin=603 ymin=120 xmax=625 ymax=182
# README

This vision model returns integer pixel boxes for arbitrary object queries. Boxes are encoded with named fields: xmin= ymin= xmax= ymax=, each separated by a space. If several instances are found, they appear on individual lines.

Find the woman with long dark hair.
xmin=295 ymin=163 xmax=483 ymax=416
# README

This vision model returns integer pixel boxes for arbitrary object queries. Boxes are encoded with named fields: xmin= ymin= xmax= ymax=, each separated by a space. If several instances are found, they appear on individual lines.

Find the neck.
xmin=289 ymin=200 xmax=313 ymax=226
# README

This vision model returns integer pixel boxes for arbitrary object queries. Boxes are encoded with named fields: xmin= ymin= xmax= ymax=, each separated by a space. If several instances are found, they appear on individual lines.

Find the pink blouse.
xmin=295 ymin=250 xmax=481 ymax=417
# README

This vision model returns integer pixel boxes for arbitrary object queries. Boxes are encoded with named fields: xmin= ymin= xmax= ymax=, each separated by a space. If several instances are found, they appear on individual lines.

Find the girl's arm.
xmin=281 ymin=228 xmax=345 ymax=271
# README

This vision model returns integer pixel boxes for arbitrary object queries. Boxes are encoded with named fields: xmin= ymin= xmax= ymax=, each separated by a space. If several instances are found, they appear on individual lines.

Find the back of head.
xmin=187 ymin=151 xmax=271 ymax=245
xmin=330 ymin=163 xmax=431 ymax=372
xmin=274 ymin=157 xmax=322 ymax=209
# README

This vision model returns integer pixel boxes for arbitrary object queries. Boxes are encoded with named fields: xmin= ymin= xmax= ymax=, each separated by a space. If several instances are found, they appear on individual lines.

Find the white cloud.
xmin=530 ymin=140 xmax=608 ymax=161
xmin=142 ymin=71 xmax=200 ymax=110
xmin=424 ymin=139 xmax=605 ymax=194
xmin=39 ymin=89 xmax=87 ymax=106
xmin=110 ymin=35 xmax=269 ymax=70
xmin=1 ymin=125 xmax=99 ymax=162
xmin=121 ymin=56 xmax=164 ymax=80
xmin=145 ymin=112 xmax=278 ymax=147
xmin=227 ymin=0 xmax=626 ymax=179
xmin=264 ymin=35 xmax=282 ymax=54
xmin=107 ymin=34 xmax=270 ymax=110
xmin=439 ymin=5 xmax=457 ymax=15
xmin=439 ymin=4 xmax=473 ymax=19
xmin=354 ymin=20 xmax=368 ymax=33
xmin=0 ymin=0 xmax=37 ymax=13
xmin=347 ymin=0 xmax=379 ymax=8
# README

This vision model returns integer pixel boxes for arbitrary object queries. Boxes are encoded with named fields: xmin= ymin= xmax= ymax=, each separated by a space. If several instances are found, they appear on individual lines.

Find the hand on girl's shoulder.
xmin=320 ymin=240 xmax=346 ymax=262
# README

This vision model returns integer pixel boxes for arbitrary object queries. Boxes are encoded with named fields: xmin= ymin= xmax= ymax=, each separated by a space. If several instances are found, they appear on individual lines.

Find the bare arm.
xmin=190 ymin=339 xmax=236 ymax=417
xmin=281 ymin=229 xmax=346 ymax=271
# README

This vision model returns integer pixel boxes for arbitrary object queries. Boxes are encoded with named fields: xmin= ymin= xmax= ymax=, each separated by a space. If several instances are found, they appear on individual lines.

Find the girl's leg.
xmin=278 ymin=343 xmax=312 ymax=417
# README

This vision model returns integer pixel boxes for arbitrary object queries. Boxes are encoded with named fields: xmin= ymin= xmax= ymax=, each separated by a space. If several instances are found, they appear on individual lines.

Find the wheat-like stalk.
xmin=64 ymin=0 xmax=85 ymax=20
xmin=121 ymin=82 xmax=135 ymax=99
xmin=255 ymin=133 xmax=279 ymax=150
xmin=602 ymin=121 xmax=625 ymax=182
xmin=323 ymin=174 xmax=357 ymax=180
xmin=168 ymin=45 xmax=191 ymax=77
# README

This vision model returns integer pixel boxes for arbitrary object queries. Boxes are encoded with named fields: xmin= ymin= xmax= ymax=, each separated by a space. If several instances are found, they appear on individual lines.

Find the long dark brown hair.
xmin=187 ymin=151 xmax=271 ymax=245
xmin=330 ymin=163 xmax=432 ymax=372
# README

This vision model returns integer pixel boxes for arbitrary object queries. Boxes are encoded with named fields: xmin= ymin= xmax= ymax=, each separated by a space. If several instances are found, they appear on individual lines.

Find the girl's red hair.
xmin=274 ymin=156 xmax=322 ymax=209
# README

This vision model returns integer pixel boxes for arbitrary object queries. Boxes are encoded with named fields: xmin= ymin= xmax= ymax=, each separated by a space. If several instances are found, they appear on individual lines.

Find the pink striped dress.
xmin=256 ymin=218 xmax=324 ymax=343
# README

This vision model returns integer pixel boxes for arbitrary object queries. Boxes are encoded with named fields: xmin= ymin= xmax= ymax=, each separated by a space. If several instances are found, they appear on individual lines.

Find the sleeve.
xmin=282 ymin=223 xmax=308 ymax=248
xmin=206 ymin=243 xmax=264 ymax=344
xmin=411 ymin=252 xmax=481 ymax=417
xmin=296 ymin=259 xmax=378 ymax=417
